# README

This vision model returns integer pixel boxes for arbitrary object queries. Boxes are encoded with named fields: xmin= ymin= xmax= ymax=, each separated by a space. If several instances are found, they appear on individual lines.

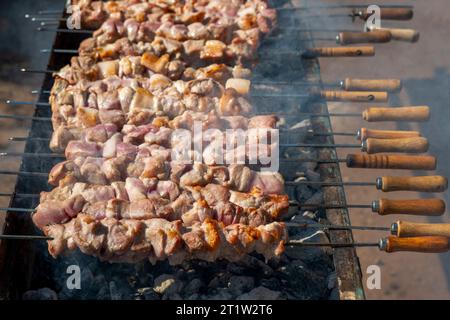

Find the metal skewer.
xmin=289 ymin=198 xmax=446 ymax=216
xmin=0 ymin=170 xmax=48 ymax=177
xmin=276 ymin=4 xmax=414 ymax=10
xmin=8 ymin=127 xmax=421 ymax=143
xmin=0 ymin=207 xmax=35 ymax=213
xmin=40 ymin=49 xmax=80 ymax=54
xmin=0 ymin=193 xmax=39 ymax=198
xmin=5 ymin=100 xmax=51 ymax=107
xmin=0 ymin=148 xmax=438 ymax=171
xmin=2 ymin=191 xmax=443 ymax=216
xmin=0 ymin=234 xmax=53 ymax=240
xmin=36 ymin=27 xmax=94 ymax=34
xmin=31 ymin=77 xmax=401 ymax=94
xmin=0 ymin=169 xmax=446 ymax=192
xmin=0 ymin=152 xmax=64 ymax=158
xmin=5 ymin=234 xmax=450 ymax=255
xmin=0 ymin=136 xmax=429 ymax=156
xmin=0 ymin=114 xmax=51 ymax=121
xmin=20 ymin=68 xmax=56 ymax=74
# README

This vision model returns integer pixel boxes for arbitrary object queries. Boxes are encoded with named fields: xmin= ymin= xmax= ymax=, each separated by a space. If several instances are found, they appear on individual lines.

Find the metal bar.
xmin=31 ymin=90 xmax=51 ymax=95
xmin=285 ymin=181 xmax=376 ymax=187
xmin=40 ymin=21 xmax=60 ymax=27
xmin=288 ymin=241 xmax=379 ymax=248
xmin=0 ymin=112 xmax=361 ymax=120
xmin=5 ymin=100 xmax=50 ymax=107
xmin=37 ymin=10 xmax=62 ymax=15
xmin=276 ymin=4 xmax=413 ymax=10
xmin=281 ymin=143 xmax=361 ymax=148
xmin=258 ymin=111 xmax=362 ymax=117
xmin=0 ymin=170 xmax=47 ymax=177
xmin=312 ymin=131 xmax=356 ymax=136
xmin=0 ymin=152 xmax=64 ymax=158
xmin=0 ymin=169 xmax=373 ymax=186
xmin=0 ymin=207 xmax=35 ymax=213
xmin=9 ymin=137 xmax=50 ymax=142
xmin=0 ymin=193 xmax=39 ymax=198
xmin=37 ymin=27 xmax=94 ymax=34
xmin=20 ymin=68 xmax=56 ymax=74
xmin=40 ymin=49 xmax=78 ymax=54
xmin=30 ymin=17 xmax=65 ymax=22
xmin=291 ymin=203 xmax=372 ymax=209
xmin=285 ymin=222 xmax=389 ymax=231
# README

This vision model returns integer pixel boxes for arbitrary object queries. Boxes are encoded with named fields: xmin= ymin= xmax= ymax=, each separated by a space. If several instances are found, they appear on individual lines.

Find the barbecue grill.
xmin=0 ymin=0 xmax=444 ymax=301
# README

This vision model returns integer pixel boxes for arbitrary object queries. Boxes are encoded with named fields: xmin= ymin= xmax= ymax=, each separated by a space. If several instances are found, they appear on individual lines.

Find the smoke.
xmin=0 ymin=0 xmax=64 ymax=84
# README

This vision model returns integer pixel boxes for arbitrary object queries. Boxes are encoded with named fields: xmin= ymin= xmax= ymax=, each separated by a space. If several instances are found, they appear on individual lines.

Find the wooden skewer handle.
xmin=320 ymin=90 xmax=388 ymax=102
xmin=382 ymin=236 xmax=449 ymax=253
xmin=360 ymin=8 xmax=414 ymax=21
xmin=363 ymin=106 xmax=430 ymax=122
xmin=303 ymin=46 xmax=375 ymax=58
xmin=358 ymin=128 xmax=420 ymax=140
xmin=342 ymin=78 xmax=402 ymax=92
xmin=363 ymin=137 xmax=429 ymax=154
xmin=369 ymin=27 xmax=419 ymax=43
xmin=393 ymin=221 xmax=450 ymax=238
xmin=377 ymin=176 xmax=449 ymax=193
xmin=346 ymin=154 xmax=436 ymax=170
xmin=374 ymin=198 xmax=446 ymax=216
xmin=337 ymin=30 xmax=392 ymax=45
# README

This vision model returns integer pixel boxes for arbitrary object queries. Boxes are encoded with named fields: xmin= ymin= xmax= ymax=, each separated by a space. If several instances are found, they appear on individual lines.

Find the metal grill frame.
xmin=0 ymin=4 xmax=365 ymax=300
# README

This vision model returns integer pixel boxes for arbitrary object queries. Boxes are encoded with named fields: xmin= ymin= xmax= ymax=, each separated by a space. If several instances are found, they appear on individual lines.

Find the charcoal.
xmin=205 ymin=288 xmax=234 ymax=300
xmin=23 ymin=288 xmax=58 ymax=300
xmin=227 ymin=276 xmax=255 ymax=295
xmin=140 ymin=288 xmax=160 ymax=300
xmin=208 ymin=272 xmax=231 ymax=288
xmin=328 ymin=287 xmax=340 ymax=300
xmin=187 ymin=293 xmax=200 ymax=300
xmin=237 ymin=286 xmax=282 ymax=300
xmin=109 ymin=281 xmax=122 ymax=300
xmin=278 ymin=260 xmax=328 ymax=300
xmin=96 ymin=286 xmax=110 ymax=300
xmin=163 ymin=293 xmax=183 ymax=300
xmin=183 ymin=278 xmax=204 ymax=297
xmin=327 ymin=271 xmax=338 ymax=290
xmin=235 ymin=255 xmax=274 ymax=277
xmin=259 ymin=277 xmax=281 ymax=291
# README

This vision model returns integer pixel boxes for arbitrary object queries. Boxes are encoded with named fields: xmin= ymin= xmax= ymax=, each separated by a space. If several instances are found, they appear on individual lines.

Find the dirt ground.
xmin=317 ymin=0 xmax=450 ymax=299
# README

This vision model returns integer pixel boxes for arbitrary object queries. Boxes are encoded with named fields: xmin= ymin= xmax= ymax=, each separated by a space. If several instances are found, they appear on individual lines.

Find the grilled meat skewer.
xmin=49 ymin=75 xmax=254 ymax=133
xmin=67 ymin=0 xmax=276 ymax=31
xmin=44 ymin=215 xmax=287 ymax=264
xmin=49 ymin=154 xmax=285 ymax=195
xmin=33 ymin=181 xmax=289 ymax=229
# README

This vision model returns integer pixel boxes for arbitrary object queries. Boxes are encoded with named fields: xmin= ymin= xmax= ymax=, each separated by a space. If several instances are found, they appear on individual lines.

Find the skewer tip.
xmin=40 ymin=49 xmax=50 ymax=53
